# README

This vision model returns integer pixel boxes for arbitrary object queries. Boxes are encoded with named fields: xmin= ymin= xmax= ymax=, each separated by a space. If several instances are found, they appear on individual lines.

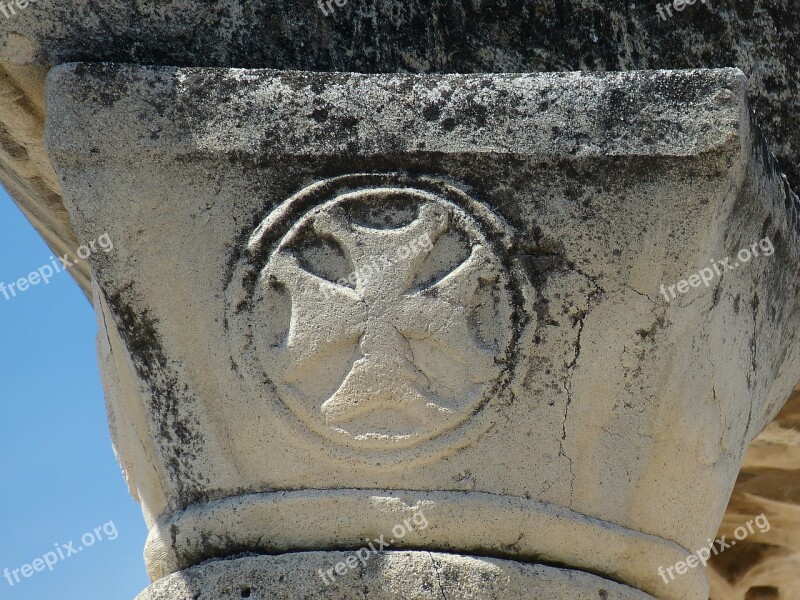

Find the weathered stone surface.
xmin=135 ymin=551 xmax=654 ymax=600
xmin=1 ymin=1 xmax=799 ymax=295
xmin=0 ymin=2 xmax=796 ymax=598
xmin=44 ymin=64 xmax=800 ymax=599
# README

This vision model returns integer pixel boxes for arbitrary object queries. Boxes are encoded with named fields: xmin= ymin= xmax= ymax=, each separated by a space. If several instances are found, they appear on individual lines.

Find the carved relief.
xmin=227 ymin=176 xmax=529 ymax=460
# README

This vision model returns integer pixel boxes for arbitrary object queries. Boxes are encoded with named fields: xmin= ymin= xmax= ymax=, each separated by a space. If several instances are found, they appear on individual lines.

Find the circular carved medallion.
xmin=227 ymin=175 xmax=530 ymax=462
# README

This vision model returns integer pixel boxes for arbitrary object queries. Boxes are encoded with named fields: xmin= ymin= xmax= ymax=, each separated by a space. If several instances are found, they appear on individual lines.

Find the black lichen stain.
xmin=106 ymin=284 xmax=211 ymax=507
xmin=49 ymin=1 xmax=800 ymax=192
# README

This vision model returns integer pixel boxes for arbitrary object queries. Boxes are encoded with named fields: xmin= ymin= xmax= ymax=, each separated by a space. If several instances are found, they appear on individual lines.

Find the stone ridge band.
xmin=144 ymin=488 xmax=707 ymax=600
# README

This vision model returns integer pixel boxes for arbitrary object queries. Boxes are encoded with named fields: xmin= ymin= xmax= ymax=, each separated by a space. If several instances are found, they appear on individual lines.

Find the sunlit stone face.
xmin=230 ymin=179 xmax=526 ymax=457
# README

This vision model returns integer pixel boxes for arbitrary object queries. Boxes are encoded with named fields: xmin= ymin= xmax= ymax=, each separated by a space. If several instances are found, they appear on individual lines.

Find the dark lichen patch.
xmin=35 ymin=1 xmax=800 ymax=189
xmin=105 ymin=283 xmax=209 ymax=506
xmin=636 ymin=316 xmax=666 ymax=340
xmin=310 ymin=106 xmax=329 ymax=123
xmin=422 ymin=103 xmax=442 ymax=121
xmin=514 ymin=254 xmax=566 ymax=281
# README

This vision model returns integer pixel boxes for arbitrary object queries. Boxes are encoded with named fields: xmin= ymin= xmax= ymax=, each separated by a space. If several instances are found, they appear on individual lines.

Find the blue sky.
xmin=0 ymin=187 xmax=150 ymax=599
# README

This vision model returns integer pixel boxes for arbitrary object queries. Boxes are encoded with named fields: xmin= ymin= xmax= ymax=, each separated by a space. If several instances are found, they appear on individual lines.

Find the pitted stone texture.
xmin=45 ymin=66 xmax=800 ymax=600
xmin=0 ymin=4 xmax=794 ymax=192
xmin=2 ymin=2 xmax=800 ymax=296
xmin=135 ymin=551 xmax=654 ymax=600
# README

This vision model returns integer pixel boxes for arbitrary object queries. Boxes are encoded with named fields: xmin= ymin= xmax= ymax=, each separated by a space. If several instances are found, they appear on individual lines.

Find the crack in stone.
xmin=395 ymin=322 xmax=434 ymax=390
xmin=622 ymin=283 xmax=658 ymax=305
xmin=560 ymin=378 xmax=576 ymax=506
xmin=501 ymin=532 xmax=525 ymax=554
xmin=707 ymin=346 xmax=727 ymax=456
xmin=428 ymin=552 xmax=449 ymax=600
xmin=566 ymin=313 xmax=585 ymax=371
xmin=559 ymin=285 xmax=603 ymax=506
xmin=676 ymin=288 xmax=714 ymax=311
xmin=559 ymin=316 xmax=583 ymax=506
xmin=745 ymin=290 xmax=760 ymax=440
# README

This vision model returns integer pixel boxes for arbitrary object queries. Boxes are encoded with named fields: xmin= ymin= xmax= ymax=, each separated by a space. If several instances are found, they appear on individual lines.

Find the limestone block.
xmin=2 ymin=1 xmax=800 ymax=298
xmin=44 ymin=65 xmax=800 ymax=600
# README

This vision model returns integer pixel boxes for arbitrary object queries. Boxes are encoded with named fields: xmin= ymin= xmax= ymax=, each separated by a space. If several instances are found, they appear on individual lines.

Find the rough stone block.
xmin=45 ymin=64 xmax=800 ymax=600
